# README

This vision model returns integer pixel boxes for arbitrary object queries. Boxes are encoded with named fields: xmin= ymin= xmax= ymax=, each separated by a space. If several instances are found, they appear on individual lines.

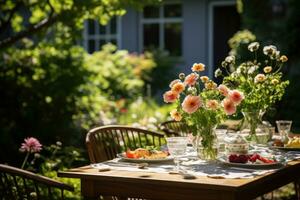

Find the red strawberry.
xmin=258 ymin=156 xmax=275 ymax=163
xmin=249 ymin=154 xmax=260 ymax=162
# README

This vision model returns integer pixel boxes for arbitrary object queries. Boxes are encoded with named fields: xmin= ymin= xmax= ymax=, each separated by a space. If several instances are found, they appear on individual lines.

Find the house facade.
xmin=83 ymin=0 xmax=240 ymax=77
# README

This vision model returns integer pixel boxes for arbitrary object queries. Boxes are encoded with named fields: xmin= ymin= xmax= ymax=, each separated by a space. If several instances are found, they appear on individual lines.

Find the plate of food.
xmin=269 ymin=137 xmax=300 ymax=151
xmin=117 ymin=148 xmax=173 ymax=163
xmin=218 ymin=153 xmax=282 ymax=168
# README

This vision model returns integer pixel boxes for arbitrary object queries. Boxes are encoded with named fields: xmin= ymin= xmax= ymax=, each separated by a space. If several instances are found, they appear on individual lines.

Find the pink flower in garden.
xmin=20 ymin=137 xmax=42 ymax=153
xmin=184 ymin=73 xmax=199 ymax=86
xmin=206 ymin=100 xmax=219 ymax=110
xmin=170 ymin=109 xmax=182 ymax=121
xmin=163 ymin=90 xmax=179 ymax=103
xmin=228 ymin=90 xmax=244 ymax=105
xmin=182 ymin=95 xmax=202 ymax=114
xmin=222 ymin=98 xmax=236 ymax=115
xmin=218 ymin=84 xmax=230 ymax=96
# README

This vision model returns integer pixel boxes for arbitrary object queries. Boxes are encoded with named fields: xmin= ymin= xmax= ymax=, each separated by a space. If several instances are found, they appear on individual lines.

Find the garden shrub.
xmin=0 ymin=41 xmax=156 ymax=165
xmin=236 ymin=0 xmax=300 ymax=130
xmin=117 ymin=97 xmax=174 ymax=131
xmin=145 ymin=49 xmax=181 ymax=101
xmin=0 ymin=39 xmax=87 ymax=164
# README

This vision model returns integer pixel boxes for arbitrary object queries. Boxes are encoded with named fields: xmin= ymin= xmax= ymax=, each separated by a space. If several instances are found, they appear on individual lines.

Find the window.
xmin=83 ymin=17 xmax=121 ymax=54
xmin=141 ymin=3 xmax=182 ymax=56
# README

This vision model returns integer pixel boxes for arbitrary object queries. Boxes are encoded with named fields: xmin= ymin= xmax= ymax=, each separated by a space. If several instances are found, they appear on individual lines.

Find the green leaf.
xmin=29 ymin=8 xmax=47 ymax=24
xmin=11 ymin=14 xmax=23 ymax=32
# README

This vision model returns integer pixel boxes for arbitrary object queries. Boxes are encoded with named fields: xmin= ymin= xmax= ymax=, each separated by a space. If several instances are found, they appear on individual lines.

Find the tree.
xmin=0 ymin=0 xmax=161 ymax=165
xmin=0 ymin=0 xmax=161 ymax=49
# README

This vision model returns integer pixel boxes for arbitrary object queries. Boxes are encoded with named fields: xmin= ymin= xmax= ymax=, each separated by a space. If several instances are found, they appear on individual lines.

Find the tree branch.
xmin=0 ymin=14 xmax=59 ymax=49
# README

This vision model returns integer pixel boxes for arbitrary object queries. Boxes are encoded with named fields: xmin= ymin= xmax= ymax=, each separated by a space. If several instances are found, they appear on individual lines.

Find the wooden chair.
xmin=159 ymin=120 xmax=192 ymax=137
xmin=86 ymin=125 xmax=166 ymax=163
xmin=0 ymin=164 xmax=74 ymax=200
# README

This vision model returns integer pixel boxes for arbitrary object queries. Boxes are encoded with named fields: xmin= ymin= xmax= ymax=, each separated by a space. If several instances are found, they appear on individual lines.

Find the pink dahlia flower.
xmin=228 ymin=90 xmax=244 ymax=105
xmin=184 ymin=73 xmax=199 ymax=86
xmin=20 ymin=137 xmax=42 ymax=153
xmin=222 ymin=98 xmax=236 ymax=115
xmin=163 ymin=90 xmax=179 ymax=103
xmin=182 ymin=95 xmax=202 ymax=114
xmin=218 ymin=84 xmax=229 ymax=96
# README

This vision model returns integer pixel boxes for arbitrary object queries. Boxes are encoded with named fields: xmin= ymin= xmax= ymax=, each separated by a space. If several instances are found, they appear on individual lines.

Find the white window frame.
xmin=139 ymin=1 xmax=183 ymax=55
xmin=83 ymin=17 xmax=122 ymax=53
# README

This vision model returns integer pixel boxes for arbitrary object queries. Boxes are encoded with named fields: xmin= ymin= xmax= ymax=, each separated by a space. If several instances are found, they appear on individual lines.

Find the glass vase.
xmin=194 ymin=125 xmax=218 ymax=161
xmin=241 ymin=109 xmax=268 ymax=144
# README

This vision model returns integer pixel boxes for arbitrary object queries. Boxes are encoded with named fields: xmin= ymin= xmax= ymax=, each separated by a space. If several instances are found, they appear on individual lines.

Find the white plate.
xmin=117 ymin=153 xmax=174 ymax=163
xmin=218 ymin=156 xmax=282 ymax=168
xmin=270 ymin=146 xmax=300 ymax=151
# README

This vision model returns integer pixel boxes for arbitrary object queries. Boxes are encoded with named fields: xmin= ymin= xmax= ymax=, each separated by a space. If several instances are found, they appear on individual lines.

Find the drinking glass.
xmin=166 ymin=137 xmax=187 ymax=172
xmin=276 ymin=120 xmax=292 ymax=142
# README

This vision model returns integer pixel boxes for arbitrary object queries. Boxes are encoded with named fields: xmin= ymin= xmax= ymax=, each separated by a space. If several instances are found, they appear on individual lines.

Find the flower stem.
xmin=21 ymin=151 xmax=30 ymax=169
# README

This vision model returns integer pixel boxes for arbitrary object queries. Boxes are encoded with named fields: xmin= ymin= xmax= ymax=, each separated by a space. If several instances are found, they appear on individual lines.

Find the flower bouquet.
xmin=215 ymin=42 xmax=289 ymax=143
xmin=163 ymin=63 xmax=244 ymax=160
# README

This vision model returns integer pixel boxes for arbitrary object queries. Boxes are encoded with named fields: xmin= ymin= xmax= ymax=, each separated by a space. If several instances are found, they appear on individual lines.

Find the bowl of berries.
xmin=219 ymin=153 xmax=282 ymax=168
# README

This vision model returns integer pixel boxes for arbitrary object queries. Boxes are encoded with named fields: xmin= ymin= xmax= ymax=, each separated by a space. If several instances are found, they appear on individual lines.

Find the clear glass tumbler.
xmin=276 ymin=120 xmax=292 ymax=143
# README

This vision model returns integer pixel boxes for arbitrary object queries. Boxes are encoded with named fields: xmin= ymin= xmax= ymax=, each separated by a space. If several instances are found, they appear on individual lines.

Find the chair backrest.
xmin=86 ymin=125 xmax=166 ymax=163
xmin=0 ymin=164 xmax=74 ymax=200
xmin=160 ymin=120 xmax=192 ymax=137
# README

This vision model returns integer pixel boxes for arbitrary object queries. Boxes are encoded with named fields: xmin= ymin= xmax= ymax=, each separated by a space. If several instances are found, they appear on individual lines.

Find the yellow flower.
xmin=170 ymin=109 xmax=182 ymax=121
xmin=200 ymin=76 xmax=209 ymax=83
xmin=205 ymin=81 xmax=217 ymax=90
xmin=280 ymin=55 xmax=288 ymax=62
xmin=191 ymin=63 xmax=205 ymax=72
xmin=263 ymin=66 xmax=272 ymax=73
xmin=271 ymin=79 xmax=279 ymax=85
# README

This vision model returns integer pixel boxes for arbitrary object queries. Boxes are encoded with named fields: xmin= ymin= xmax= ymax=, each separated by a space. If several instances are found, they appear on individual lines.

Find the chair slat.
xmin=86 ymin=125 xmax=165 ymax=163
xmin=0 ymin=164 xmax=74 ymax=200
xmin=160 ymin=120 xmax=192 ymax=137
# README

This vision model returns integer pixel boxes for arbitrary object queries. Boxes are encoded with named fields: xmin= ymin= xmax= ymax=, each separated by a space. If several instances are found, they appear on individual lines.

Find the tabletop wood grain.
xmin=58 ymin=161 xmax=300 ymax=200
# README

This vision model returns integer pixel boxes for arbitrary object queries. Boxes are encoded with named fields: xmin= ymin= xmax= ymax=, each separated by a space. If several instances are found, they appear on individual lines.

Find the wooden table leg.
xmin=81 ymin=179 xmax=99 ymax=200
xmin=295 ymin=180 xmax=300 ymax=200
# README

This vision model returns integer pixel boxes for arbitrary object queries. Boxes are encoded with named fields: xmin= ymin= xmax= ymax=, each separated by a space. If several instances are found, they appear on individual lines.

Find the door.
xmin=213 ymin=5 xmax=240 ymax=80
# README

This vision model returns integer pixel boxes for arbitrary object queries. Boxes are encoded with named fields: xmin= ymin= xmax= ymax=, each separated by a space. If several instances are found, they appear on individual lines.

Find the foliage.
xmin=0 ymin=39 xmax=87 ymax=164
xmin=216 ymin=42 xmax=289 ymax=112
xmin=0 ymin=0 xmax=162 ymax=49
xmin=238 ymin=0 xmax=300 ymax=129
xmin=144 ymin=49 xmax=181 ymax=99
xmin=0 ymin=41 xmax=156 ymax=164
xmin=73 ymin=44 xmax=156 ymax=130
xmin=117 ymin=97 xmax=173 ymax=131
xmin=21 ymin=141 xmax=86 ymax=199
xmin=227 ymin=29 xmax=256 ymax=64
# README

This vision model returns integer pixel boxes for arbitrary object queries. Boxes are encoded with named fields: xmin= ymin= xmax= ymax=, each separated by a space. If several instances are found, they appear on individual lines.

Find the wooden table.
xmin=58 ymin=161 xmax=300 ymax=200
